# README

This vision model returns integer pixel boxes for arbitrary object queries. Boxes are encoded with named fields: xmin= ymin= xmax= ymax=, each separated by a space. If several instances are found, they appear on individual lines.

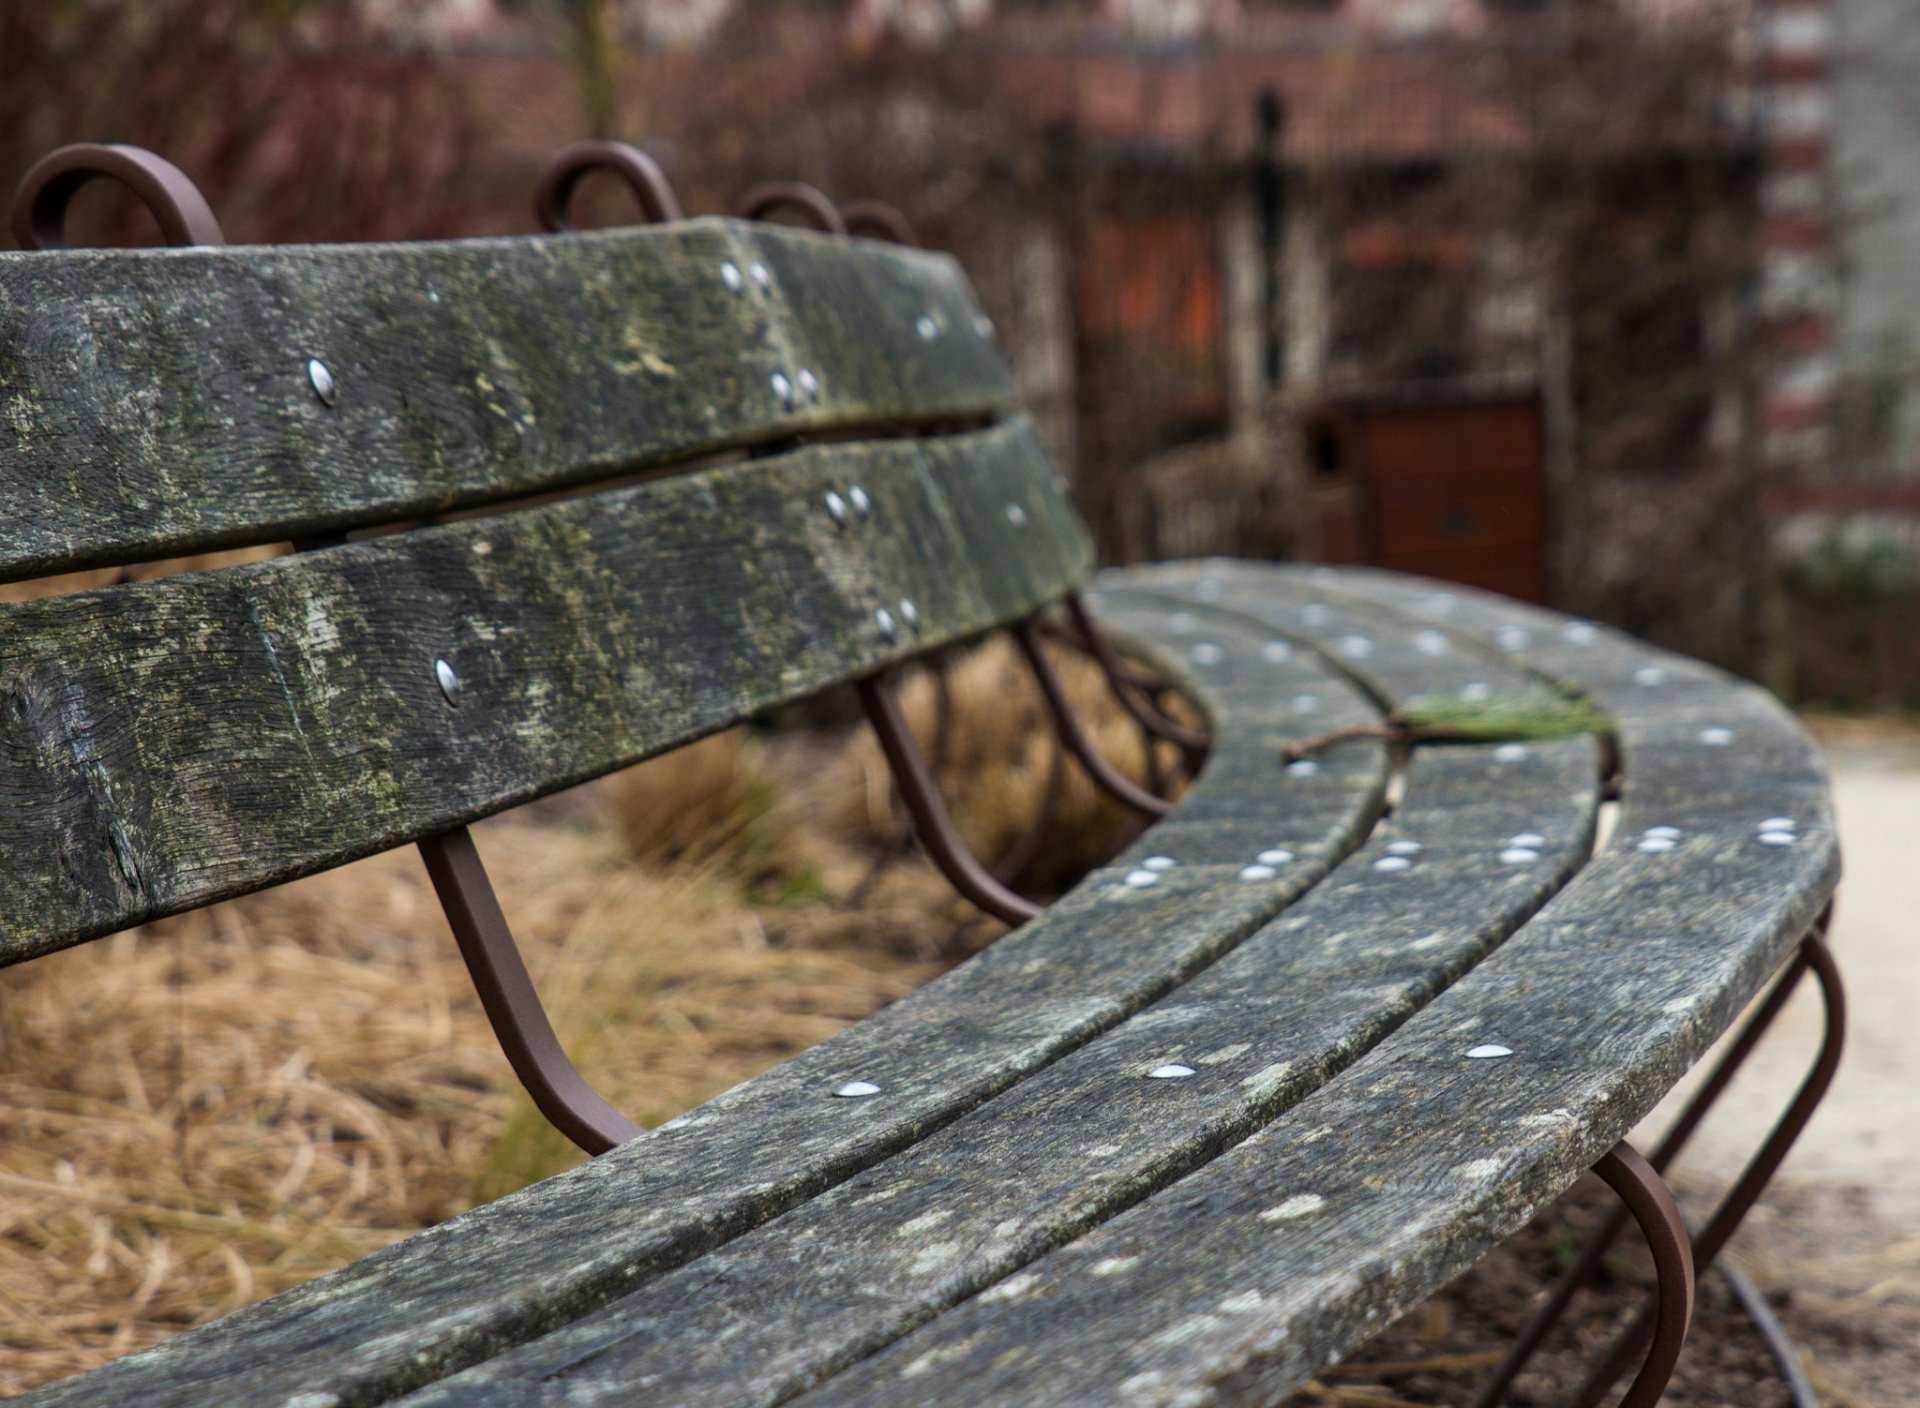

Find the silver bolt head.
xmin=1005 ymin=503 xmax=1028 ymax=527
xmin=824 ymin=491 xmax=849 ymax=527
xmin=307 ymin=358 xmax=338 ymax=406
xmin=875 ymin=607 xmax=898 ymax=640
xmin=796 ymin=368 xmax=820 ymax=402
xmin=916 ymin=314 xmax=939 ymax=341
xmin=720 ymin=261 xmax=745 ymax=294
xmin=834 ymin=1080 xmax=880 ymax=1098
xmin=771 ymin=372 xmax=796 ymax=409
xmin=898 ymin=598 xmax=919 ymax=629
xmin=1147 ymin=1064 xmax=1195 ymax=1080
xmin=848 ymin=485 xmax=873 ymax=518
xmin=434 ymin=657 xmax=461 ymax=704
xmin=973 ymin=313 xmax=994 ymax=337
xmin=750 ymin=261 xmax=772 ymax=290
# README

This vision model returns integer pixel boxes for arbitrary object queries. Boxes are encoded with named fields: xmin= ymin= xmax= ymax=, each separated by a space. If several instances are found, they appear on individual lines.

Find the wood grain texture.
xmin=0 ymin=420 xmax=1085 ymax=967
xmin=384 ymin=596 xmax=1601 ymax=1408
xmin=15 ymin=597 xmax=1389 ymax=1408
xmin=0 ymin=219 xmax=1010 ymax=580
xmin=800 ymin=562 xmax=1836 ymax=1407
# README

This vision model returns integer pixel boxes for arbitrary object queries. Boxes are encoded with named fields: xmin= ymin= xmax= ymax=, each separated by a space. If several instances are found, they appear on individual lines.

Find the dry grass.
xmin=0 ymin=623 xmax=1174 ymax=1393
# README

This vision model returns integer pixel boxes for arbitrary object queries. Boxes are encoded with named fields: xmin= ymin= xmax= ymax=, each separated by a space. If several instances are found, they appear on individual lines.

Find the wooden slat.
xmin=378 ymin=592 xmax=1601 ymax=1408
xmin=801 ymin=562 xmax=1837 ymax=1407
xmin=0 ymin=219 xmax=1011 ymax=580
xmin=0 ymin=420 xmax=1082 ymax=966
xmin=15 ymin=598 xmax=1389 ymax=1408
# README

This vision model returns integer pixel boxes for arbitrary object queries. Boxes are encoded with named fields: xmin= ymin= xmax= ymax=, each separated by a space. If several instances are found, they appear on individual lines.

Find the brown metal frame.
xmin=732 ymin=180 xmax=849 ymax=235
xmin=1011 ymin=618 xmax=1173 ymax=818
xmin=9 ymin=142 xmax=226 ymax=251
xmin=838 ymin=198 xmax=918 ymax=245
xmin=535 ymin=139 xmax=684 ymax=233
xmin=857 ymin=676 xmax=1042 ymax=926
xmin=1059 ymin=591 xmax=1210 ymax=771
xmin=1588 ymin=1141 xmax=1696 ymax=1408
xmin=1471 ymin=915 xmax=1844 ymax=1407
xmin=418 ymin=829 xmax=644 ymax=1154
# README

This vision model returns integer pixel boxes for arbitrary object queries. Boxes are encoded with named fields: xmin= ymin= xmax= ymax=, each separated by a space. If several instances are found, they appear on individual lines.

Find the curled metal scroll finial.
xmin=732 ymin=180 xmax=848 ymax=235
xmin=535 ymin=140 xmax=685 ymax=233
xmin=10 ymin=143 xmax=224 ymax=251
xmin=838 ymin=198 xmax=917 ymax=246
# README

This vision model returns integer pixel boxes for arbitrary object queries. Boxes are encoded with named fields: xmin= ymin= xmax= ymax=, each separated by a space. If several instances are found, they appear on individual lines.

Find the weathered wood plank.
xmin=15 ymin=598 xmax=1388 ymax=1408
xmin=0 ymin=219 xmax=1011 ymax=579
xmin=382 ymin=599 xmax=1601 ymax=1407
xmin=0 ymin=420 xmax=1084 ymax=966
xmin=799 ymin=563 xmax=1836 ymax=1407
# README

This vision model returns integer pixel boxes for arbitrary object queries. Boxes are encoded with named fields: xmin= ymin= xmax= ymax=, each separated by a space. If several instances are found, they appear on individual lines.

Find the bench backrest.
xmin=0 ymin=218 xmax=1090 ymax=965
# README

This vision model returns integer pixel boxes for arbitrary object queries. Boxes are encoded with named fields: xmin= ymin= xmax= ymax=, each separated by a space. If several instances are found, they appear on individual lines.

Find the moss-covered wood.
xmin=0 ymin=219 xmax=1011 ymax=580
xmin=0 ymin=420 xmax=1083 ymax=967
xmin=797 ymin=564 xmax=1837 ymax=1407
xmin=16 ymin=596 xmax=1390 ymax=1408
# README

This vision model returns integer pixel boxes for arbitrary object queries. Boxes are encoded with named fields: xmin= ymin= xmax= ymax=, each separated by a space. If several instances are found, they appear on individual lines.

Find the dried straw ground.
xmin=0 ymin=608 xmax=1165 ymax=1394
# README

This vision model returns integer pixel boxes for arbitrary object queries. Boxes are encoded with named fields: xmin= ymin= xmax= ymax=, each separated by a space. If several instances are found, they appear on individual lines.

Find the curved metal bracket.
xmin=1061 ymin=592 xmax=1209 ymax=771
xmin=418 ymin=827 xmax=643 ymax=1156
xmin=10 ymin=143 xmax=224 ymax=251
xmin=535 ymin=139 xmax=684 ymax=233
xmin=856 ymin=676 xmax=1041 ymax=927
xmin=1011 ymin=618 xmax=1172 ymax=819
xmin=1590 ymin=1141 xmax=1695 ymax=1408
xmin=838 ymin=198 xmax=917 ymax=245
xmin=733 ymin=180 xmax=848 ymax=235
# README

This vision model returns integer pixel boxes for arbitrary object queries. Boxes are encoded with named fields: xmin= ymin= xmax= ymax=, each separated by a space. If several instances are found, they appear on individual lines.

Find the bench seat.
xmin=19 ymin=560 xmax=1834 ymax=1408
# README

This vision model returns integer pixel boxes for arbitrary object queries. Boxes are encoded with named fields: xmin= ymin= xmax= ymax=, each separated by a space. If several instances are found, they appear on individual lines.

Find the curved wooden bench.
xmin=3 ymin=172 xmax=1839 ymax=1408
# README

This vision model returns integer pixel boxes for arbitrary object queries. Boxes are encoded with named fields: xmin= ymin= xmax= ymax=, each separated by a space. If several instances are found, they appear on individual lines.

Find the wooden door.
xmin=1347 ymin=396 xmax=1548 ymax=603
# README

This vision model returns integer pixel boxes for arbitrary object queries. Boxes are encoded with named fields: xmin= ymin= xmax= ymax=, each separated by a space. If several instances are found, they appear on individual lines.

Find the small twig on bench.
xmin=1280 ymin=692 xmax=1613 ymax=765
xmin=1321 ymin=1349 xmax=1504 ymax=1380
xmin=1297 ymin=1381 xmax=1433 ymax=1408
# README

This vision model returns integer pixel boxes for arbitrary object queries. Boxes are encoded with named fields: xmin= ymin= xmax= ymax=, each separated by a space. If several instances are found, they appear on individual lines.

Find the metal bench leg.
xmin=1569 ymin=926 xmax=1845 ymax=1408
xmin=856 ymin=677 xmax=1043 ymax=927
xmin=1060 ymin=591 xmax=1210 ymax=773
xmin=1472 ymin=916 xmax=1843 ymax=1408
xmin=418 ymin=827 xmax=644 ymax=1156
xmin=1588 ymin=1142 xmax=1696 ymax=1408
xmin=1011 ymin=617 xmax=1174 ymax=819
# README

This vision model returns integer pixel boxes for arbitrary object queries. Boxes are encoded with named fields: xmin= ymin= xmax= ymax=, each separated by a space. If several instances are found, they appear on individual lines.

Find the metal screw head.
xmin=1147 ymin=1064 xmax=1195 ymax=1080
xmin=875 ymin=607 xmax=898 ymax=640
xmin=720 ymin=261 xmax=745 ymax=294
xmin=434 ymin=658 xmax=461 ymax=704
xmin=898 ymin=598 xmax=919 ymax=629
xmin=771 ymin=372 xmax=796 ymax=409
xmin=1005 ymin=503 xmax=1027 ymax=527
xmin=796 ymin=368 xmax=820 ymax=403
xmin=307 ymin=358 xmax=338 ymax=407
xmin=848 ymin=485 xmax=873 ymax=519
xmin=750 ymin=261 xmax=772 ymax=291
xmin=824 ymin=491 xmax=849 ymax=527
xmin=916 ymin=314 xmax=939 ymax=341
xmin=834 ymin=1080 xmax=880 ymax=1098
xmin=973 ymin=313 xmax=994 ymax=337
